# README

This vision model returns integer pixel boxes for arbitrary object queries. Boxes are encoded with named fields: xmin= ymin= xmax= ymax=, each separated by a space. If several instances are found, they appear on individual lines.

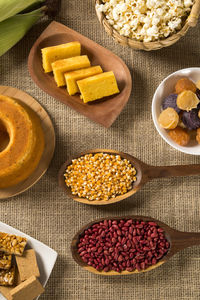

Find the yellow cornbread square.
xmin=41 ymin=42 xmax=81 ymax=73
xmin=52 ymin=55 xmax=91 ymax=87
xmin=77 ymin=71 xmax=119 ymax=103
xmin=64 ymin=66 xmax=103 ymax=95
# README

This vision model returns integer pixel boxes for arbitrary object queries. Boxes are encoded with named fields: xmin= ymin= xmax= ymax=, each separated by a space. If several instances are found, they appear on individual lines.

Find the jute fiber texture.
xmin=0 ymin=1 xmax=200 ymax=299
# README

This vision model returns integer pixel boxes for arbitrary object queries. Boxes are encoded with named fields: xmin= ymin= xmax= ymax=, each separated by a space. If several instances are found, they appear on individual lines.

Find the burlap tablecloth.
xmin=0 ymin=1 xmax=200 ymax=299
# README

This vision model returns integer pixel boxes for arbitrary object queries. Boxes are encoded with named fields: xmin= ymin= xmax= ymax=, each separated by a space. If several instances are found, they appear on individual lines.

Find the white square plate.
xmin=0 ymin=221 xmax=57 ymax=300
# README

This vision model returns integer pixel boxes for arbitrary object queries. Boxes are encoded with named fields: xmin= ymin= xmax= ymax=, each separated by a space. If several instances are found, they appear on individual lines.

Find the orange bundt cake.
xmin=0 ymin=95 xmax=45 ymax=189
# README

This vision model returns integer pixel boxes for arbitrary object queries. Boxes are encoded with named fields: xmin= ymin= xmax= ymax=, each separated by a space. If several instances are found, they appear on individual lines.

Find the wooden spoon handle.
xmin=171 ymin=231 xmax=200 ymax=251
xmin=144 ymin=164 xmax=200 ymax=180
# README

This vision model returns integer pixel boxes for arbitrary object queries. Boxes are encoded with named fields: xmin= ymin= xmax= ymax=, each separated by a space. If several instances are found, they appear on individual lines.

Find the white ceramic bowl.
xmin=152 ymin=68 xmax=200 ymax=155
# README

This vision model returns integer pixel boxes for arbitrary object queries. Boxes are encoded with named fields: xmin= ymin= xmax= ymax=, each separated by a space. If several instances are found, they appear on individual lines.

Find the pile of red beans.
xmin=77 ymin=219 xmax=170 ymax=272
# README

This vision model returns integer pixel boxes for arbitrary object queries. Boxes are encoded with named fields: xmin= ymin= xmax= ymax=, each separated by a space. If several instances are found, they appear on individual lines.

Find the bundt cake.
xmin=0 ymin=95 xmax=45 ymax=189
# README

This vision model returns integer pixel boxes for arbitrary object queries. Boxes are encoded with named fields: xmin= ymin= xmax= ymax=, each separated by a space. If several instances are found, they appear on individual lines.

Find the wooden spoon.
xmin=71 ymin=215 xmax=200 ymax=275
xmin=58 ymin=149 xmax=200 ymax=205
xmin=28 ymin=21 xmax=132 ymax=128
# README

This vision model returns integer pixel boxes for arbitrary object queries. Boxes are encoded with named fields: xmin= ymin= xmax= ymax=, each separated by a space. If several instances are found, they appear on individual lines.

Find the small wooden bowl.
xmin=28 ymin=21 xmax=132 ymax=128
xmin=95 ymin=0 xmax=200 ymax=51
xmin=0 ymin=86 xmax=55 ymax=199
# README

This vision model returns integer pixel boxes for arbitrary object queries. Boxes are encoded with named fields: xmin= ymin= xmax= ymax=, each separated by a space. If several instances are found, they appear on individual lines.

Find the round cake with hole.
xmin=0 ymin=95 xmax=44 ymax=189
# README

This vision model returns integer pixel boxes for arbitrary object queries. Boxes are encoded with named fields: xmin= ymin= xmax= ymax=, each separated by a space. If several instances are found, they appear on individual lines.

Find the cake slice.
xmin=41 ymin=42 xmax=81 ymax=73
xmin=77 ymin=71 xmax=119 ymax=103
xmin=64 ymin=66 xmax=103 ymax=95
xmin=52 ymin=55 xmax=91 ymax=87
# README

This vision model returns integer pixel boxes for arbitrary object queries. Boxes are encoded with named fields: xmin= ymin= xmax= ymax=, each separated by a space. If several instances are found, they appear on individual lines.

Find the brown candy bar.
xmin=10 ymin=275 xmax=44 ymax=300
xmin=0 ymin=252 xmax=12 ymax=270
xmin=0 ymin=233 xmax=27 ymax=256
xmin=16 ymin=249 xmax=40 ymax=281
xmin=0 ymin=266 xmax=15 ymax=286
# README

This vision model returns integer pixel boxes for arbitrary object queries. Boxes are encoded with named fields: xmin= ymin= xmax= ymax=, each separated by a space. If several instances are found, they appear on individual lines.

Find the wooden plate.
xmin=28 ymin=21 xmax=132 ymax=128
xmin=0 ymin=86 xmax=55 ymax=199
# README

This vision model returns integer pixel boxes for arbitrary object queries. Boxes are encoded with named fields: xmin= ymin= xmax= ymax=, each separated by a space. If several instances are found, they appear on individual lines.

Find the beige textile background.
xmin=0 ymin=1 xmax=200 ymax=299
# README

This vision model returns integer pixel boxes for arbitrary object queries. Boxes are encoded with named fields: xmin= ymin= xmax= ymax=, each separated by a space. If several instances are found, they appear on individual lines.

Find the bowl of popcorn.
xmin=152 ymin=68 xmax=200 ymax=155
xmin=95 ymin=0 xmax=200 ymax=51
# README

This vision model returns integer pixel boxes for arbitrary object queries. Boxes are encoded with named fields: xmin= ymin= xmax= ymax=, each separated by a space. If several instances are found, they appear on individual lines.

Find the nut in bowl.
xmin=152 ymin=68 xmax=200 ymax=155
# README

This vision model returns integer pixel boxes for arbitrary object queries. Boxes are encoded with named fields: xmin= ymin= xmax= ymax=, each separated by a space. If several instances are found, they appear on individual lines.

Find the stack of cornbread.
xmin=41 ymin=42 xmax=119 ymax=103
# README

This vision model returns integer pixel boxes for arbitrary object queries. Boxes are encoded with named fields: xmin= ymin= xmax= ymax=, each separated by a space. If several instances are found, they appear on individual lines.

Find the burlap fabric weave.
xmin=0 ymin=1 xmax=200 ymax=299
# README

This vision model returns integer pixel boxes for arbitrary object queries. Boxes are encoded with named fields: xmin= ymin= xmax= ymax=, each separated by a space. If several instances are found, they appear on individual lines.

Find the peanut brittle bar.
xmin=0 ymin=266 xmax=15 ymax=286
xmin=0 ymin=268 xmax=20 ymax=299
xmin=0 ymin=233 xmax=27 ymax=256
xmin=0 ymin=252 xmax=12 ymax=270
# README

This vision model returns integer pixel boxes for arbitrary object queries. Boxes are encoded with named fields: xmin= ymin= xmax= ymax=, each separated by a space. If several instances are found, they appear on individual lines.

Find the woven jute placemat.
xmin=0 ymin=0 xmax=200 ymax=299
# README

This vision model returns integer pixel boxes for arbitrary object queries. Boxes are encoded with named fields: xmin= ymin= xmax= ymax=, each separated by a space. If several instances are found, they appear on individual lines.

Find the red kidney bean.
xmin=133 ymin=229 xmax=137 ymax=236
xmin=121 ymin=237 xmax=126 ymax=244
xmin=128 ymin=234 xmax=132 ymax=240
xmin=126 ymin=267 xmax=134 ymax=272
xmin=127 ymin=240 xmax=131 ymax=248
xmin=136 ymin=263 xmax=141 ymax=271
xmin=111 ymin=237 xmax=116 ymax=244
xmin=113 ymin=232 xmax=117 ymax=239
xmin=78 ymin=219 xmax=170 ymax=273
xmin=141 ymin=262 xmax=145 ymax=269
xmin=129 ymin=226 xmax=133 ymax=234
xmin=105 ymin=258 xmax=109 ymax=265
xmin=129 ymin=253 xmax=134 ymax=259
xmin=132 ymin=237 xmax=138 ymax=245
xmin=122 ymin=226 xmax=128 ymax=231
xmin=122 ymin=262 xmax=126 ymax=267
xmin=112 ymin=225 xmax=118 ymax=230
xmin=123 ymin=245 xmax=128 ymax=251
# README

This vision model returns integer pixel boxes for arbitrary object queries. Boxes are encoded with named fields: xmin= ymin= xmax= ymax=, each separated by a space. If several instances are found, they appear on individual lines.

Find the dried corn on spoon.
xmin=58 ymin=149 xmax=200 ymax=205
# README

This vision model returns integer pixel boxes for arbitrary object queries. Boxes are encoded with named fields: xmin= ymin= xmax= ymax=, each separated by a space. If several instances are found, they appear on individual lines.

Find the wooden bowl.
xmin=28 ymin=21 xmax=132 ymax=128
xmin=0 ymin=86 xmax=55 ymax=199
xmin=95 ymin=0 xmax=200 ymax=51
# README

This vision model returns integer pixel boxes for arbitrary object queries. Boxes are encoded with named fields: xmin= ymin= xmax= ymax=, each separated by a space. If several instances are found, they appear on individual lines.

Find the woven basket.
xmin=95 ymin=0 xmax=200 ymax=50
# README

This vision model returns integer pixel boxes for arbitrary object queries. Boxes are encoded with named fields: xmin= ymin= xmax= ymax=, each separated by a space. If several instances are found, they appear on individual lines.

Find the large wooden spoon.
xmin=58 ymin=149 xmax=200 ymax=205
xmin=71 ymin=215 xmax=200 ymax=275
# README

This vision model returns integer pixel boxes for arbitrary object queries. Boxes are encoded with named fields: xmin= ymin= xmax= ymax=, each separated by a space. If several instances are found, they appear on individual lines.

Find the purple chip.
xmin=182 ymin=109 xmax=200 ymax=130
xmin=162 ymin=94 xmax=181 ymax=114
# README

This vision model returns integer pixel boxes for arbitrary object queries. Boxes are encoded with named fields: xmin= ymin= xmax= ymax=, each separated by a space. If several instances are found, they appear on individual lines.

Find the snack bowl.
xmin=152 ymin=67 xmax=200 ymax=155
xmin=95 ymin=0 xmax=200 ymax=51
